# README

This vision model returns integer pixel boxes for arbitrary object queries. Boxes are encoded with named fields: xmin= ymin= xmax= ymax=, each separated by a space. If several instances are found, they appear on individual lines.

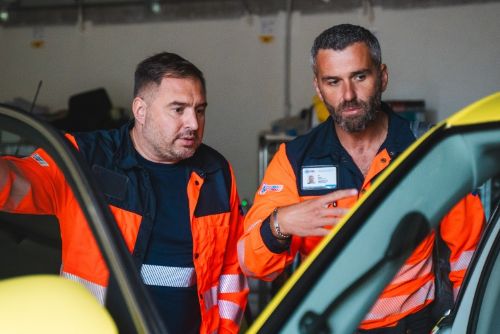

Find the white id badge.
xmin=301 ymin=166 xmax=337 ymax=190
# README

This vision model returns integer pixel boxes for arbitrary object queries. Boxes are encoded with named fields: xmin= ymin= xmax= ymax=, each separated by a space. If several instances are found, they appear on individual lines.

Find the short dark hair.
xmin=310 ymin=24 xmax=382 ymax=72
xmin=133 ymin=52 xmax=206 ymax=97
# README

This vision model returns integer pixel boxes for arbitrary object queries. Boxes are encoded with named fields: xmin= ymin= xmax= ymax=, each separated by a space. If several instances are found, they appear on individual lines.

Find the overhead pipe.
xmin=7 ymin=0 xmax=145 ymax=12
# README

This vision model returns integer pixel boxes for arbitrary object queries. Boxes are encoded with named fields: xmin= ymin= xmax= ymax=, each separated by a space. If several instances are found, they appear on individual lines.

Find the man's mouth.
xmin=340 ymin=101 xmax=366 ymax=115
xmin=341 ymin=106 xmax=362 ymax=115
xmin=178 ymin=136 xmax=197 ymax=146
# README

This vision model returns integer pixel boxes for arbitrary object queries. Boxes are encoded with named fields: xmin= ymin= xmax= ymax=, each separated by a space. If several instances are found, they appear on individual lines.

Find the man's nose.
xmin=184 ymin=109 xmax=199 ymax=130
xmin=343 ymin=81 xmax=356 ymax=101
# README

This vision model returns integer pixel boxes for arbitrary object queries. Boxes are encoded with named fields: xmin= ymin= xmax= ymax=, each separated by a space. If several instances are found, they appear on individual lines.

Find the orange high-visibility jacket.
xmin=0 ymin=123 xmax=248 ymax=334
xmin=238 ymin=111 xmax=484 ymax=329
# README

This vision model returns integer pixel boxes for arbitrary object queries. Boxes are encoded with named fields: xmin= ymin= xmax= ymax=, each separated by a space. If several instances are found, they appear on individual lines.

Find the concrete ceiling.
xmin=0 ymin=0 xmax=498 ymax=26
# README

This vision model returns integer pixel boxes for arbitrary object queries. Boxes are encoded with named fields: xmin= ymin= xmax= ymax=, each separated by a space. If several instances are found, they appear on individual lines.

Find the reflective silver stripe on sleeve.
xmin=237 ymin=238 xmax=282 ymax=281
xmin=61 ymin=270 xmax=107 ymax=305
xmin=218 ymin=300 xmax=244 ymax=324
xmin=140 ymin=264 xmax=196 ymax=287
xmin=363 ymin=279 xmax=434 ymax=321
xmin=219 ymin=274 xmax=248 ymax=293
xmin=203 ymin=286 xmax=219 ymax=311
xmin=450 ymin=250 xmax=474 ymax=272
xmin=246 ymin=220 xmax=261 ymax=232
xmin=237 ymin=220 xmax=261 ymax=277
xmin=391 ymin=256 xmax=433 ymax=285
xmin=237 ymin=239 xmax=252 ymax=276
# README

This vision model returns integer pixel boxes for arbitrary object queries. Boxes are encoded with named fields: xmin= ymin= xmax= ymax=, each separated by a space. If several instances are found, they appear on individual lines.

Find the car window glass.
xmin=257 ymin=121 xmax=500 ymax=334
xmin=358 ymin=181 xmax=499 ymax=329
xmin=0 ymin=129 xmax=60 ymax=279
xmin=0 ymin=104 xmax=168 ymax=334
xmin=0 ymin=127 xmax=112 ymax=312
xmin=474 ymin=202 xmax=500 ymax=334
xmin=0 ymin=127 xmax=110 ymax=273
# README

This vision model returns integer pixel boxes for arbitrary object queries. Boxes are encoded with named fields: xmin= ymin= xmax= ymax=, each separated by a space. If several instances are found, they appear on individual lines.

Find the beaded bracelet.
xmin=272 ymin=207 xmax=291 ymax=240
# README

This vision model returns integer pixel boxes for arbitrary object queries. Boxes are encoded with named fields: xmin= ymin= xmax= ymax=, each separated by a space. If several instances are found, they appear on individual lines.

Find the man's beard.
xmin=144 ymin=120 xmax=200 ymax=163
xmin=325 ymin=90 xmax=382 ymax=133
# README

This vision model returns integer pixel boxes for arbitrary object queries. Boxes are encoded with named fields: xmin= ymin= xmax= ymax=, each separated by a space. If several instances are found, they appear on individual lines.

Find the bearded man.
xmin=238 ymin=24 xmax=484 ymax=334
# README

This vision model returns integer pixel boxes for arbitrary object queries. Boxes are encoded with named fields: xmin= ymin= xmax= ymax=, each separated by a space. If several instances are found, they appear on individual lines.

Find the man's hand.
xmin=274 ymin=188 xmax=358 ymax=238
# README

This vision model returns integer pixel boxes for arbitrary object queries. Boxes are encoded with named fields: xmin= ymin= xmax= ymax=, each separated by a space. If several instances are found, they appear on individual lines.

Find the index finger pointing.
xmin=319 ymin=188 xmax=358 ymax=205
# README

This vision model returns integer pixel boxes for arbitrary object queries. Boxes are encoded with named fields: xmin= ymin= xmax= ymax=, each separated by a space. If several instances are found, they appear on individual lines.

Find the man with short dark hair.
xmin=0 ymin=52 xmax=248 ymax=334
xmin=238 ymin=24 xmax=484 ymax=333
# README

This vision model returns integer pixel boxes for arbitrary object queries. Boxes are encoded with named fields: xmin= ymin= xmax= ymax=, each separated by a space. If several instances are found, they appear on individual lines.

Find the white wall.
xmin=1 ymin=2 xmax=499 ymax=200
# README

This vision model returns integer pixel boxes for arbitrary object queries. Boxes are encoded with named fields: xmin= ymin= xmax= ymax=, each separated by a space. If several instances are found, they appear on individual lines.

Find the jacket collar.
xmin=115 ymin=120 xmax=139 ymax=170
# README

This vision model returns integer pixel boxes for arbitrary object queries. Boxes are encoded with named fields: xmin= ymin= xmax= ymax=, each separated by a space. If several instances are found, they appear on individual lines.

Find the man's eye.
xmin=355 ymin=74 xmax=366 ymax=81
xmin=173 ymin=107 xmax=184 ymax=113
xmin=196 ymin=108 xmax=206 ymax=115
xmin=327 ymin=80 xmax=339 ymax=86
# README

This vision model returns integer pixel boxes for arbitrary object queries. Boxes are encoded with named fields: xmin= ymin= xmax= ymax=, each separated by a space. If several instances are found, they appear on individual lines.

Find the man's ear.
xmin=380 ymin=64 xmax=389 ymax=92
xmin=313 ymin=76 xmax=325 ymax=102
xmin=132 ymin=97 xmax=147 ymax=126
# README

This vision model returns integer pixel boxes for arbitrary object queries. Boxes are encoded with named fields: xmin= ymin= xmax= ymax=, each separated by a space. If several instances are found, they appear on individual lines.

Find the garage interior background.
xmin=0 ymin=0 xmax=499 ymax=201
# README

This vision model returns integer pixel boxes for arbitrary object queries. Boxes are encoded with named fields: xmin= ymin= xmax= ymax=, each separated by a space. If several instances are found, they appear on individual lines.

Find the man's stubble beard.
xmin=326 ymin=80 xmax=383 ymax=133
xmin=143 ymin=120 xmax=200 ymax=163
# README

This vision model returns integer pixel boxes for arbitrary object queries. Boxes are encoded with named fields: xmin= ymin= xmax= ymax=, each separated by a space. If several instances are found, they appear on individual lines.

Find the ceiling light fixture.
xmin=0 ymin=10 xmax=8 ymax=22
xmin=150 ymin=0 xmax=161 ymax=14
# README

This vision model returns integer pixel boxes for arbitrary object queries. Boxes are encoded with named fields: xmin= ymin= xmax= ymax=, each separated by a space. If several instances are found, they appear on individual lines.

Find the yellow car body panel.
xmin=445 ymin=91 xmax=500 ymax=127
xmin=0 ymin=275 xmax=117 ymax=334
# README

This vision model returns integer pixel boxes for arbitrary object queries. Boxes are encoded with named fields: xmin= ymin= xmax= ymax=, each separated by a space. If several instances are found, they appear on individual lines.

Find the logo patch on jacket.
xmin=31 ymin=153 xmax=49 ymax=167
xmin=259 ymin=183 xmax=284 ymax=195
